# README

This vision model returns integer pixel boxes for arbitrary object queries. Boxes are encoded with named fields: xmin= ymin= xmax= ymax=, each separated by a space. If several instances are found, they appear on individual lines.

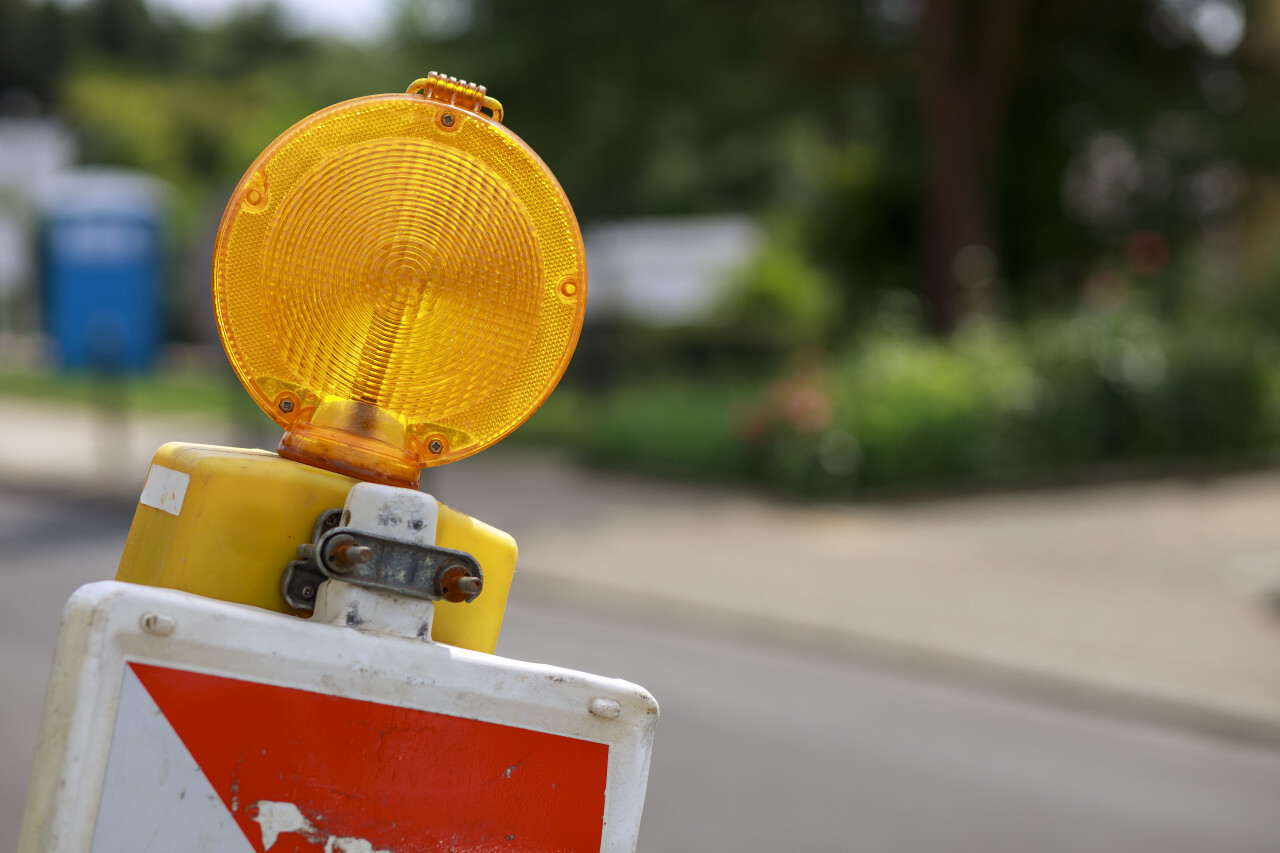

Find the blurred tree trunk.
xmin=920 ymin=0 xmax=1030 ymax=334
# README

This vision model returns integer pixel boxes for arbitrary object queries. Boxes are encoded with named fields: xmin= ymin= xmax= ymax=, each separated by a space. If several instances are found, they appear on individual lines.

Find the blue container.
xmin=42 ymin=170 xmax=164 ymax=371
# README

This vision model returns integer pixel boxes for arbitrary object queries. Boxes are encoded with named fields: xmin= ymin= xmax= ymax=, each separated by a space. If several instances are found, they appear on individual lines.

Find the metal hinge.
xmin=406 ymin=72 xmax=504 ymax=123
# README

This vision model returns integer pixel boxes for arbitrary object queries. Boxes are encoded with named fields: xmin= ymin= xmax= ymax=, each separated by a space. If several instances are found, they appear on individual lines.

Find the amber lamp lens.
xmin=212 ymin=93 xmax=586 ymax=486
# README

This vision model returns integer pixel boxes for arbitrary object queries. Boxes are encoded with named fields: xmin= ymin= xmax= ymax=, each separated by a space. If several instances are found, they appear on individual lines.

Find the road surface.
xmin=3 ymin=489 xmax=1279 ymax=852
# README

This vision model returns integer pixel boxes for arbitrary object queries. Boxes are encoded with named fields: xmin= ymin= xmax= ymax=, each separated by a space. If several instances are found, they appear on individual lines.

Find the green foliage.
xmin=521 ymin=379 xmax=758 ymax=482
xmin=61 ymin=67 xmax=320 ymax=186
xmin=524 ymin=309 xmax=1279 ymax=495
xmin=1017 ymin=311 xmax=1272 ymax=464
xmin=829 ymin=328 xmax=1035 ymax=488
xmin=718 ymin=241 xmax=840 ymax=348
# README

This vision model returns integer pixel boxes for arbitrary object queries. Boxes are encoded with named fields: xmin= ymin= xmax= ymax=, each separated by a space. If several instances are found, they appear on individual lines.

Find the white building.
xmin=583 ymin=216 xmax=761 ymax=326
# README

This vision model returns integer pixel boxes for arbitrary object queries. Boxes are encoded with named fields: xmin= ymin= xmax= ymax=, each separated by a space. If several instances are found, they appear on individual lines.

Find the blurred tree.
xmin=85 ymin=0 xmax=154 ymax=57
xmin=0 ymin=0 xmax=71 ymax=108
xmin=919 ymin=0 xmax=1030 ymax=334
xmin=4 ymin=0 xmax=1278 ymax=339
xmin=995 ymin=0 xmax=1275 ymax=315
xmin=802 ymin=0 xmax=1280 ymax=333
xmin=389 ymin=0 xmax=889 ymax=215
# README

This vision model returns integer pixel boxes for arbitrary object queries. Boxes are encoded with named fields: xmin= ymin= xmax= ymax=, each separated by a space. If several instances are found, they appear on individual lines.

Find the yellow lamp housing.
xmin=213 ymin=73 xmax=587 ymax=487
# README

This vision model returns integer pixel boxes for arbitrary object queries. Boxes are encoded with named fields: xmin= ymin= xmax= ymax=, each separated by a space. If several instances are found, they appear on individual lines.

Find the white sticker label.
xmin=138 ymin=464 xmax=190 ymax=517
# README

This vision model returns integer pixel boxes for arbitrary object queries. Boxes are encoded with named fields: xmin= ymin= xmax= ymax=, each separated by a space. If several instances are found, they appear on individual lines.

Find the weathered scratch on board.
xmin=250 ymin=800 xmax=392 ymax=853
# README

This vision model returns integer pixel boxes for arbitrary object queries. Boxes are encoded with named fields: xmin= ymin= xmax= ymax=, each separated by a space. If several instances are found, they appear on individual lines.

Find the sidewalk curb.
xmin=511 ymin=572 xmax=1280 ymax=750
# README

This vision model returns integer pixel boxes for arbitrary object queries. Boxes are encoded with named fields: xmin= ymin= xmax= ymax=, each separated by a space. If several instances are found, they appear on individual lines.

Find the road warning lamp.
xmin=116 ymin=73 xmax=591 ymax=653
xmin=214 ymin=74 xmax=586 ymax=486
xmin=22 ymin=75 xmax=656 ymax=853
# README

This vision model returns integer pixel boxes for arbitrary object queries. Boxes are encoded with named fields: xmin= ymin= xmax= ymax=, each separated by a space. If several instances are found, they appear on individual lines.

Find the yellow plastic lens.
xmin=212 ymin=85 xmax=586 ymax=486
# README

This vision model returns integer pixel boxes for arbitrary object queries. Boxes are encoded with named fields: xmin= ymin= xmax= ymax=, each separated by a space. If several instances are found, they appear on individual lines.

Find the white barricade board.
xmin=19 ymin=581 xmax=657 ymax=853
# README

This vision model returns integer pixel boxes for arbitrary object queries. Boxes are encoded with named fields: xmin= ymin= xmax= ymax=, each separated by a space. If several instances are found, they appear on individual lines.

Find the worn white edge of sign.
xmin=138 ymin=464 xmax=190 ymax=516
xmin=18 ymin=581 xmax=659 ymax=853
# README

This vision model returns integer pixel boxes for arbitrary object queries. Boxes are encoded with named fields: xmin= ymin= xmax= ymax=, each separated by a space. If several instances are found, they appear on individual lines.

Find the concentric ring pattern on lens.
xmin=212 ymin=94 xmax=586 ymax=465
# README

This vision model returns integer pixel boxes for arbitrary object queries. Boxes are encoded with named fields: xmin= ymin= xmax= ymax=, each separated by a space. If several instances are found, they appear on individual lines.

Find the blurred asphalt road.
xmin=430 ymin=450 xmax=1280 ymax=743
xmin=4 ymin=488 xmax=1280 ymax=853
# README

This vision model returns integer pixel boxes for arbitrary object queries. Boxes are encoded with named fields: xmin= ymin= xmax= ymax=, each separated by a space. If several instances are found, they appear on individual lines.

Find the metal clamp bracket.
xmin=282 ymin=508 xmax=484 ymax=612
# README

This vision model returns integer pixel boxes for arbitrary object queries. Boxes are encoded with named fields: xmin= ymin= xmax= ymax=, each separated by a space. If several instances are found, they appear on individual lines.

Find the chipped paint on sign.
xmin=250 ymin=801 xmax=315 ymax=850
xmin=250 ymin=801 xmax=390 ymax=853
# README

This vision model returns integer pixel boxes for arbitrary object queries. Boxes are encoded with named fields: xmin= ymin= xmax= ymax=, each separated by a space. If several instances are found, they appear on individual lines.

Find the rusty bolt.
xmin=325 ymin=534 xmax=373 ymax=573
xmin=343 ymin=543 xmax=374 ymax=564
xmin=441 ymin=113 xmax=455 ymax=127
xmin=428 ymin=439 xmax=444 ymax=454
xmin=279 ymin=398 xmax=295 ymax=413
xmin=438 ymin=565 xmax=482 ymax=603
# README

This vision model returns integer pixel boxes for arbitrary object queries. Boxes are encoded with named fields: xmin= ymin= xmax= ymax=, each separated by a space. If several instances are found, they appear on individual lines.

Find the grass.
xmin=0 ymin=368 xmax=268 ymax=423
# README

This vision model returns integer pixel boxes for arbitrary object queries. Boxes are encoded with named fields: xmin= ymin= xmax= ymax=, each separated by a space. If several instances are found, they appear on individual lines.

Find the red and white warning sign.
xmin=20 ymin=582 xmax=657 ymax=853
xmin=98 ymin=662 xmax=609 ymax=851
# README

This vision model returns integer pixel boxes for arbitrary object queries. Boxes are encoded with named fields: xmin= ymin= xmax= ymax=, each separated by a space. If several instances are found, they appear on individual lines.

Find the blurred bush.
xmin=526 ymin=307 xmax=1278 ymax=496
xmin=716 ymin=241 xmax=840 ymax=350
